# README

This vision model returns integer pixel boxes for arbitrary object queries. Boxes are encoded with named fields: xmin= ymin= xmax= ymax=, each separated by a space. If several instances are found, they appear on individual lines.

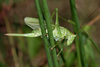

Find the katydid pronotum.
xmin=5 ymin=8 xmax=86 ymax=56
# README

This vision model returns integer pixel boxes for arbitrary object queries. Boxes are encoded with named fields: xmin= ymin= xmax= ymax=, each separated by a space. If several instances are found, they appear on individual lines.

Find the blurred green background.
xmin=0 ymin=0 xmax=100 ymax=67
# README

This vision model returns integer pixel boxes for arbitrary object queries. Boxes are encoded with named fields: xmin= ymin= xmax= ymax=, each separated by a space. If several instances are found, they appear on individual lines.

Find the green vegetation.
xmin=0 ymin=0 xmax=100 ymax=67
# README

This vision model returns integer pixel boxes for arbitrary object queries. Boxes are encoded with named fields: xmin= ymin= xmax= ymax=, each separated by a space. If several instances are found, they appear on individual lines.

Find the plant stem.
xmin=70 ymin=0 xmax=88 ymax=67
xmin=34 ymin=0 xmax=53 ymax=67
xmin=41 ymin=0 xmax=59 ymax=67
xmin=4 ymin=16 xmax=20 ymax=67
xmin=83 ymin=30 xmax=100 ymax=54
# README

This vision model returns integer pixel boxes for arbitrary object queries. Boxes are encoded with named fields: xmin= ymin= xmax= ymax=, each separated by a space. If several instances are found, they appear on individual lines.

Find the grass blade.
xmin=34 ymin=0 xmax=53 ymax=67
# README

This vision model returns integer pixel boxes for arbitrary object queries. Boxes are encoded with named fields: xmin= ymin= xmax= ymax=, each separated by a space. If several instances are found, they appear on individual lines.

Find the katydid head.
xmin=67 ymin=34 xmax=76 ymax=46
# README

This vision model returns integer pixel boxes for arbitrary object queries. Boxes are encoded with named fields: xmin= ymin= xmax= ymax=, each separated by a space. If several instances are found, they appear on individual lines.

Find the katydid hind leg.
xmin=51 ymin=38 xmax=64 ymax=50
xmin=57 ymin=47 xmax=63 ymax=57
xmin=57 ymin=47 xmax=63 ymax=61
xmin=57 ymin=39 xmax=66 ymax=57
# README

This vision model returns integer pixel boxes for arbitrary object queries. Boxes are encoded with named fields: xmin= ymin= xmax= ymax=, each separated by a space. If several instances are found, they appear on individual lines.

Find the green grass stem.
xmin=70 ymin=0 xmax=88 ymax=67
xmin=34 ymin=0 xmax=53 ymax=67
xmin=41 ymin=0 xmax=59 ymax=67
xmin=83 ymin=30 xmax=100 ymax=54
xmin=4 ymin=16 xmax=20 ymax=67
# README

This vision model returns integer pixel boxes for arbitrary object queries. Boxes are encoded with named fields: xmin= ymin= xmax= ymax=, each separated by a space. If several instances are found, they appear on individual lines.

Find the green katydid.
xmin=5 ymin=8 xmax=100 ymax=56
xmin=5 ymin=8 xmax=76 ymax=47
xmin=5 ymin=8 xmax=77 ymax=57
